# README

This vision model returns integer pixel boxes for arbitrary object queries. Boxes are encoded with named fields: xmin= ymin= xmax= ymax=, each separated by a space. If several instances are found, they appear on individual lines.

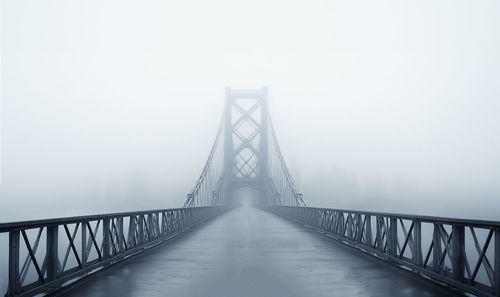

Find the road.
xmin=57 ymin=206 xmax=456 ymax=297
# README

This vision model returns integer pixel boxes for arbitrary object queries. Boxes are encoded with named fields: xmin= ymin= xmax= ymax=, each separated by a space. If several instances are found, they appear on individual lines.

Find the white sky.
xmin=1 ymin=0 xmax=499 ymax=220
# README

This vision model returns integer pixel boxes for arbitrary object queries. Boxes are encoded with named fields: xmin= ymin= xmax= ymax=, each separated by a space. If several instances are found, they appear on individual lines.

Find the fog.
xmin=1 ymin=0 xmax=499 ymax=221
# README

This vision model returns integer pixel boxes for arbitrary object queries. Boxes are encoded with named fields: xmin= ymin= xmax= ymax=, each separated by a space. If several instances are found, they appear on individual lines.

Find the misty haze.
xmin=0 ymin=1 xmax=499 ymax=297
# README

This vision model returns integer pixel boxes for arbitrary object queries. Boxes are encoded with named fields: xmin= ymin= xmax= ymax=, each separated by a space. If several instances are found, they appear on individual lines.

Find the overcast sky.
xmin=1 ymin=0 xmax=499 ymax=220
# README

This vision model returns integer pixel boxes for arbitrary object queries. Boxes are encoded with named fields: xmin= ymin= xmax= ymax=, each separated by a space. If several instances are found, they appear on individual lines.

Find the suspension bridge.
xmin=1 ymin=88 xmax=499 ymax=297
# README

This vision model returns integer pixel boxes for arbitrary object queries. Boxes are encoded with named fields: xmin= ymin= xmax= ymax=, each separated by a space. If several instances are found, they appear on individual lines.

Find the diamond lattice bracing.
xmin=234 ymin=98 xmax=258 ymax=112
xmin=234 ymin=148 xmax=257 ymax=178
xmin=231 ymin=100 xmax=261 ymax=127
xmin=229 ymin=97 xmax=264 ymax=180
xmin=234 ymin=119 xmax=258 ymax=142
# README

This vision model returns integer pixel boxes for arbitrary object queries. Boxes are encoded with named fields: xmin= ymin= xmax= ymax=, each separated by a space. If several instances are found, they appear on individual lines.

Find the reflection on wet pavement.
xmin=58 ymin=207 xmax=454 ymax=297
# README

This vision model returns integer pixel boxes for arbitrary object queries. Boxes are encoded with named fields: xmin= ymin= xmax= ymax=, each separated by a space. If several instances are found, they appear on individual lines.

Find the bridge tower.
xmin=222 ymin=87 xmax=269 ymax=204
xmin=184 ymin=87 xmax=305 ymax=207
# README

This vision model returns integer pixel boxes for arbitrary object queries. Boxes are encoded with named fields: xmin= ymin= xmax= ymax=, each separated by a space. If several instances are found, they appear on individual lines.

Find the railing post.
xmin=494 ymin=228 xmax=500 ymax=296
xmin=388 ymin=217 xmax=398 ymax=256
xmin=117 ymin=217 xmax=124 ymax=252
xmin=128 ymin=216 xmax=136 ymax=247
xmin=103 ymin=218 xmax=110 ymax=260
xmin=185 ymin=209 xmax=189 ymax=228
xmin=349 ymin=214 xmax=354 ymax=239
xmin=452 ymin=225 xmax=465 ymax=281
xmin=8 ymin=231 xmax=20 ymax=297
xmin=138 ymin=215 xmax=144 ymax=245
xmin=167 ymin=211 xmax=173 ymax=234
xmin=433 ymin=224 xmax=442 ymax=272
xmin=320 ymin=211 xmax=326 ymax=230
xmin=413 ymin=220 xmax=423 ymax=266
xmin=310 ymin=209 xmax=316 ymax=226
xmin=46 ymin=225 xmax=59 ymax=282
xmin=365 ymin=215 xmax=372 ymax=246
xmin=172 ymin=212 xmax=177 ymax=232
xmin=155 ymin=213 xmax=160 ymax=239
xmin=82 ymin=220 xmax=87 ymax=267
xmin=339 ymin=212 xmax=345 ymax=236
xmin=147 ymin=213 xmax=153 ymax=241
xmin=376 ymin=217 xmax=383 ymax=250
xmin=346 ymin=214 xmax=352 ymax=238
xmin=356 ymin=214 xmax=363 ymax=243
xmin=181 ymin=210 xmax=185 ymax=229
xmin=161 ymin=212 xmax=166 ymax=236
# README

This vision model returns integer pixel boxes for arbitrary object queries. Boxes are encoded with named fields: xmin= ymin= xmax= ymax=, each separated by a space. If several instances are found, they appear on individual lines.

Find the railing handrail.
xmin=275 ymin=205 xmax=500 ymax=228
xmin=0 ymin=206 xmax=220 ymax=232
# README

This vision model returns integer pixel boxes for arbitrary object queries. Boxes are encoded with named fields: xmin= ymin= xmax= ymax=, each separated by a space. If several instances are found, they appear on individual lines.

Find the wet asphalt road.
xmin=57 ymin=206 xmax=455 ymax=297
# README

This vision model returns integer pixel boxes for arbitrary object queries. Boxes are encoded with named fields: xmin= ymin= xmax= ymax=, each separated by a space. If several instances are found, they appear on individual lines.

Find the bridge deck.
xmin=57 ymin=207 xmax=455 ymax=297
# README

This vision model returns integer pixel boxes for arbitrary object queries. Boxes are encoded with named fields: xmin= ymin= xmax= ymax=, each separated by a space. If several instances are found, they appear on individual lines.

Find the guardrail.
xmin=0 ymin=206 xmax=229 ymax=297
xmin=265 ymin=206 xmax=500 ymax=297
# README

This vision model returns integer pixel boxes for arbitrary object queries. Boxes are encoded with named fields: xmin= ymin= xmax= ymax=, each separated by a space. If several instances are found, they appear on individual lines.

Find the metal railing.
xmin=265 ymin=206 xmax=500 ymax=297
xmin=0 ymin=206 xmax=229 ymax=297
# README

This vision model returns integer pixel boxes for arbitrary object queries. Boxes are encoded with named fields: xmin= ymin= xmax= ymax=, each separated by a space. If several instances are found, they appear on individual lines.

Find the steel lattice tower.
xmin=184 ymin=87 xmax=305 ymax=207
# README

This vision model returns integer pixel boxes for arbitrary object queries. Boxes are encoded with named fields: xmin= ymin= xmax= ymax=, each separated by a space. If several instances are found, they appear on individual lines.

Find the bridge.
xmin=1 ymin=88 xmax=499 ymax=297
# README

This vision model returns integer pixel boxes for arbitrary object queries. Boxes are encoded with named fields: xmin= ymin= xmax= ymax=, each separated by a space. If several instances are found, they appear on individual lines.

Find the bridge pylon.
xmin=221 ymin=87 xmax=269 ymax=204
xmin=184 ymin=87 xmax=305 ymax=207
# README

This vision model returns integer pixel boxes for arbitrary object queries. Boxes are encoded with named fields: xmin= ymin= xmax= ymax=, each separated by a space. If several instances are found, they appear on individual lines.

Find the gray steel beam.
xmin=495 ymin=229 xmax=500 ymax=296
xmin=8 ymin=231 xmax=20 ymax=297
xmin=452 ymin=225 xmax=465 ymax=282
xmin=413 ymin=220 xmax=423 ymax=266
xmin=46 ymin=226 xmax=58 ymax=282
